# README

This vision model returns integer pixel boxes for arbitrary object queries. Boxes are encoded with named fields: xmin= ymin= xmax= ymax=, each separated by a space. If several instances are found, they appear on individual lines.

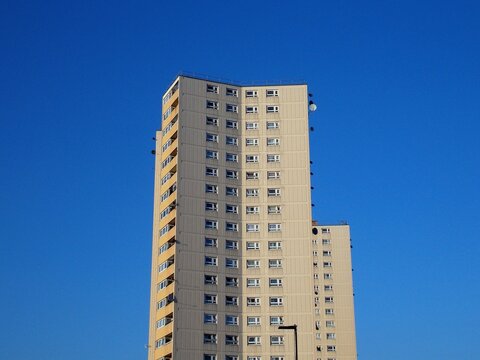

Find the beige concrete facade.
xmin=148 ymin=75 xmax=357 ymax=360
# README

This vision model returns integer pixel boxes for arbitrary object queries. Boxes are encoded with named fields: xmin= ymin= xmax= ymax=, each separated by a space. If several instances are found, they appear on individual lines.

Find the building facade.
xmin=148 ymin=75 xmax=356 ymax=360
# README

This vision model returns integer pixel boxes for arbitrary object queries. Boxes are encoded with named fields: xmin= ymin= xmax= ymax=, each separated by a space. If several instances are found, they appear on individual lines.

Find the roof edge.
xmin=174 ymin=71 xmax=307 ymax=87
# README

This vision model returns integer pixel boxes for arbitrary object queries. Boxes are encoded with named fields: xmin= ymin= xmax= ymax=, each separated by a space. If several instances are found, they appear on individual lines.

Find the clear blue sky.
xmin=1 ymin=0 xmax=479 ymax=359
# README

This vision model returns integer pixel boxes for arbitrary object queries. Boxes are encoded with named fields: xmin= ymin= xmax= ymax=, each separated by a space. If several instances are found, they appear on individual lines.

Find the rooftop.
xmin=171 ymin=71 xmax=307 ymax=88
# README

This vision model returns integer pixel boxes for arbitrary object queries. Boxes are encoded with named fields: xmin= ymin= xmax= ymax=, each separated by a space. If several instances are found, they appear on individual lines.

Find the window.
xmin=225 ymin=356 xmax=238 ymax=360
xmin=226 ymin=104 xmax=238 ymax=113
xmin=246 ymin=106 xmax=258 ymax=114
xmin=326 ymin=320 xmax=335 ymax=328
xmin=160 ymin=206 xmax=172 ymax=219
xmin=162 ymin=138 xmax=173 ymax=153
xmin=161 ymin=156 xmax=174 ymax=169
xmin=163 ymin=107 xmax=172 ymax=121
xmin=225 ymin=315 xmax=239 ymax=326
xmin=225 ymin=335 xmax=239 ymax=345
xmin=268 ymin=241 xmax=282 ymax=250
xmin=207 ymin=84 xmax=219 ymax=93
xmin=226 ymin=258 xmax=238 ymax=268
xmin=322 ymin=239 xmax=331 ymax=245
xmin=267 ymin=138 xmax=280 ymax=146
xmin=327 ymin=346 xmax=336 ymax=352
xmin=246 ymin=155 xmax=259 ymax=163
xmin=324 ymin=273 xmax=332 ymax=280
xmin=246 ymin=206 xmax=260 ymax=214
xmin=205 ymin=202 xmax=218 ymax=211
xmin=158 ymin=241 xmax=174 ymax=256
xmin=206 ymin=167 xmax=218 ymax=177
xmin=246 ymin=171 xmax=259 ymax=180
xmin=325 ymin=297 xmax=334 ymax=303
xmin=270 ymin=336 xmax=284 ymax=345
xmin=204 ymin=313 xmax=217 ymax=324
xmin=159 ymin=224 xmax=173 ymax=237
xmin=268 ymin=206 xmax=281 ymax=214
xmin=226 ymin=170 xmax=238 ymax=179
xmin=160 ymin=172 xmax=173 ymax=185
xmin=225 ymin=153 xmax=238 ymax=162
xmin=323 ymin=262 xmax=332 ymax=268
xmin=205 ymin=184 xmax=218 ymax=194
xmin=226 ymin=120 xmax=238 ymax=129
xmin=247 ymin=336 xmax=261 ymax=345
xmin=225 ymin=296 xmax=239 ymax=306
xmin=206 ymin=116 xmax=219 ymax=126
xmin=266 ymin=89 xmax=279 ymax=97
xmin=206 ymin=133 xmax=218 ymax=142
xmin=245 ymin=90 xmax=258 ymax=97
xmin=270 ymin=316 xmax=284 ymax=325
xmin=247 ymin=316 xmax=261 ymax=326
xmin=226 ymin=136 xmax=238 ymax=146
xmin=267 ymin=154 xmax=281 ymax=163
xmin=266 ymin=105 xmax=279 ymax=113
xmin=205 ymin=256 xmax=218 ymax=266
xmin=205 ymin=237 xmax=218 ymax=247
xmin=323 ymin=251 xmax=332 ymax=256
xmin=269 ymin=259 xmax=282 ymax=268
xmin=322 ymin=228 xmax=331 ymax=234
xmin=246 ymin=188 xmax=259 ymax=197
xmin=206 ymin=100 xmax=219 ymax=110
xmin=246 ymin=259 xmax=260 ymax=268
xmin=158 ymin=257 xmax=174 ymax=272
xmin=156 ymin=278 xmax=173 ymax=291
xmin=247 ymin=278 xmax=260 ymax=287
xmin=204 ymin=274 xmax=218 ymax=285
xmin=268 ymin=188 xmax=281 ymax=197
xmin=226 ymin=277 xmax=239 ymax=287
xmin=270 ymin=357 xmax=284 ymax=360
xmin=226 ymin=187 xmax=238 ymax=196
xmin=204 ymin=333 xmax=217 ymax=344
xmin=156 ymin=294 xmax=174 ymax=309
xmin=269 ymin=297 xmax=283 ymax=306
xmin=247 ymin=297 xmax=261 ymax=306
xmin=162 ymin=116 xmax=177 ymax=135
xmin=325 ymin=308 xmax=335 ymax=315
xmin=246 ymin=241 xmax=260 ymax=250
xmin=156 ymin=316 xmax=173 ymax=329
xmin=326 ymin=333 xmax=336 ymax=340
xmin=246 ymin=138 xmax=259 ymax=146
xmin=313 ymin=251 xmax=318 ymax=256
xmin=226 ymin=240 xmax=239 ymax=250
xmin=226 ymin=204 xmax=238 ymax=214
xmin=206 ymin=150 xmax=218 ymax=160
xmin=247 ymin=357 xmax=262 ymax=360
xmin=266 ymin=121 xmax=279 ymax=129
xmin=204 ymin=355 xmax=217 ymax=360
xmin=226 ymin=222 xmax=238 ymax=232
xmin=160 ymin=182 xmax=176 ymax=202
xmin=246 ymin=122 xmax=259 ymax=130
xmin=268 ymin=223 xmax=282 ymax=232
xmin=155 ymin=335 xmax=172 ymax=348
xmin=269 ymin=278 xmax=283 ymax=287
xmin=226 ymin=88 xmax=238 ymax=96
xmin=204 ymin=294 xmax=218 ymax=304
xmin=205 ymin=220 xmax=218 ymax=230
xmin=267 ymin=167 xmax=281 ymax=180
xmin=246 ymin=223 xmax=259 ymax=232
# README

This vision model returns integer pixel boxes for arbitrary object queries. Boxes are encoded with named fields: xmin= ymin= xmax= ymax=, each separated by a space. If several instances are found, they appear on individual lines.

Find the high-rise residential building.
xmin=148 ymin=75 xmax=357 ymax=360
